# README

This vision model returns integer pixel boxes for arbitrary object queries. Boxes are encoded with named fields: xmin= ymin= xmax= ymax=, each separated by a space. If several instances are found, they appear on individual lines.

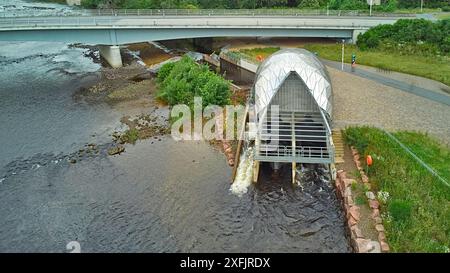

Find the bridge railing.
xmin=0 ymin=8 xmax=416 ymax=18
xmin=0 ymin=16 xmax=382 ymax=29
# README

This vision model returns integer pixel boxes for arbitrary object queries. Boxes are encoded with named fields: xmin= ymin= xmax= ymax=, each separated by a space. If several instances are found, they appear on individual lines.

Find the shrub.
xmin=343 ymin=127 xmax=369 ymax=153
xmin=298 ymin=0 xmax=321 ymax=9
xmin=157 ymin=55 xmax=231 ymax=108
xmin=329 ymin=0 xmax=367 ymax=10
xmin=377 ymin=0 xmax=398 ymax=12
xmin=357 ymin=19 xmax=450 ymax=55
xmin=157 ymin=61 xmax=176 ymax=83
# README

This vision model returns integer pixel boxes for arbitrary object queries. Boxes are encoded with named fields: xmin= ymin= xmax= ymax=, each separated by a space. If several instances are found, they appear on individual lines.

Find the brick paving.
xmin=328 ymin=67 xmax=450 ymax=144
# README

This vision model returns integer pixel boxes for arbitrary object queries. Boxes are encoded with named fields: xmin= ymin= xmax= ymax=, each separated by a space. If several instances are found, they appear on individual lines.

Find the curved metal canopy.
xmin=253 ymin=48 xmax=333 ymax=121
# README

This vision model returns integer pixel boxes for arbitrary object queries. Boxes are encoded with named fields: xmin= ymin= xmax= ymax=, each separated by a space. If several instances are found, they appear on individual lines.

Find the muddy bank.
xmin=71 ymin=43 xmax=157 ymax=102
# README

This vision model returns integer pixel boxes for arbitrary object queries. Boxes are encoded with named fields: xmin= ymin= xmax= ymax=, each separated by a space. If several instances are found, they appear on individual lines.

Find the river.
xmin=0 ymin=1 xmax=350 ymax=253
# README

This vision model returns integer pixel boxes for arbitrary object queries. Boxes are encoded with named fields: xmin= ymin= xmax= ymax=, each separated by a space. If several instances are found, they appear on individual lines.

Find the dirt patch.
xmin=107 ymin=79 xmax=156 ymax=101
xmin=73 ymin=63 xmax=155 ymax=103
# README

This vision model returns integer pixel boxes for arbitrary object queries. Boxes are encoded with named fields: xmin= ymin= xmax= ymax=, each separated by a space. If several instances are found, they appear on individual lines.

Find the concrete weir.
xmin=99 ymin=45 xmax=123 ymax=68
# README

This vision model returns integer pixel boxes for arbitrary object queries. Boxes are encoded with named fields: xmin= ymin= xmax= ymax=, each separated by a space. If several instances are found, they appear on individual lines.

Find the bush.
xmin=156 ymin=61 xmax=176 ymax=83
xmin=298 ymin=0 xmax=321 ymax=9
xmin=357 ymin=19 xmax=450 ymax=55
xmin=329 ymin=0 xmax=367 ymax=10
xmin=398 ymin=0 xmax=448 ymax=9
xmin=156 ymin=55 xmax=231 ymax=108
xmin=376 ymin=0 xmax=398 ymax=12
xmin=343 ymin=127 xmax=369 ymax=154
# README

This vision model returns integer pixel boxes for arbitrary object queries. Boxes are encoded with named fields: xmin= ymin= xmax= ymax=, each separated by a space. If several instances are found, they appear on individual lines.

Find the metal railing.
xmin=0 ymin=8 xmax=417 ymax=18
xmin=257 ymin=144 xmax=331 ymax=159
xmin=0 ymin=16 xmax=385 ymax=29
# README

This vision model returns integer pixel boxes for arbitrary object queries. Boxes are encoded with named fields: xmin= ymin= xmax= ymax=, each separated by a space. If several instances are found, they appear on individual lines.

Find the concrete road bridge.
xmin=0 ymin=9 xmax=412 ymax=67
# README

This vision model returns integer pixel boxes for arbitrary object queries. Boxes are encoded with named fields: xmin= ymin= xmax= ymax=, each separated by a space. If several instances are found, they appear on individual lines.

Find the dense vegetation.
xmin=357 ymin=19 xmax=450 ymax=56
xmin=156 ymin=56 xmax=231 ymax=108
xmin=397 ymin=0 xmax=448 ymax=9
xmin=343 ymin=127 xmax=450 ymax=253
xmin=80 ymin=0 xmax=448 ymax=10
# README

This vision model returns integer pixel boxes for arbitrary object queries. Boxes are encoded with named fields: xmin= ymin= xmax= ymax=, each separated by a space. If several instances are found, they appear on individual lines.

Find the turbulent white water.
xmin=0 ymin=0 xmax=75 ymax=17
xmin=230 ymin=147 xmax=254 ymax=197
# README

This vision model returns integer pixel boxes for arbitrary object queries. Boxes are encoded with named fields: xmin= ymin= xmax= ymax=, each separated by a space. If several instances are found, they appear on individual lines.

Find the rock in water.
xmin=108 ymin=145 xmax=125 ymax=156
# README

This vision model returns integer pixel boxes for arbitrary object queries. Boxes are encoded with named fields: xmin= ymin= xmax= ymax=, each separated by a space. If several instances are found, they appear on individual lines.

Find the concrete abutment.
xmin=352 ymin=29 xmax=367 ymax=44
xmin=98 ymin=45 xmax=123 ymax=68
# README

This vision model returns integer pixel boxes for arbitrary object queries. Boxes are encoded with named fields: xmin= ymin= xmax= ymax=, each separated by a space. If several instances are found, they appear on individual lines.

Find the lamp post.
xmin=369 ymin=0 xmax=373 ymax=16
xmin=341 ymin=39 xmax=345 ymax=71
xmin=421 ymin=0 xmax=424 ymax=13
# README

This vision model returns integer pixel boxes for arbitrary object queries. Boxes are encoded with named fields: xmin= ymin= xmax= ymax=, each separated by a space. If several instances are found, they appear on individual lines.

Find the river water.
xmin=0 ymin=1 xmax=350 ymax=253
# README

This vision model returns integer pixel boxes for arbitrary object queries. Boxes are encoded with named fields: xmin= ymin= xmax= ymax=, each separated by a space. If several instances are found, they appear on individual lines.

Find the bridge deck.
xmin=0 ymin=14 xmax=402 ymax=45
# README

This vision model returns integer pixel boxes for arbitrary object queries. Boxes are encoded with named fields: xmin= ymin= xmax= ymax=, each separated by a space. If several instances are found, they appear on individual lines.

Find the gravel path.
xmin=329 ymin=66 xmax=450 ymax=144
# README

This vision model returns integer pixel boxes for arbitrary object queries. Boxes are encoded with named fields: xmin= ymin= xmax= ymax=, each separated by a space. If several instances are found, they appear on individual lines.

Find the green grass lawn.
xmin=344 ymin=127 xmax=450 ymax=253
xmin=393 ymin=131 xmax=450 ymax=181
xmin=303 ymin=44 xmax=450 ymax=86
xmin=235 ymin=45 xmax=450 ymax=86
xmin=435 ymin=12 xmax=450 ymax=20
xmin=395 ymin=8 xmax=442 ymax=14
xmin=234 ymin=47 xmax=280 ymax=63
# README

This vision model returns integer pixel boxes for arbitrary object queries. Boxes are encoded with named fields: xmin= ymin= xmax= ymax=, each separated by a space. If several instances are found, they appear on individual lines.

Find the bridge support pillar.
xmin=351 ymin=29 xmax=366 ymax=44
xmin=99 ymin=45 xmax=123 ymax=68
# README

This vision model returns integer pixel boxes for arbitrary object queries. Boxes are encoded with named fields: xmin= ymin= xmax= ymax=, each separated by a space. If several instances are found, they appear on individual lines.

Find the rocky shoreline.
xmin=68 ymin=43 xmax=239 ymax=167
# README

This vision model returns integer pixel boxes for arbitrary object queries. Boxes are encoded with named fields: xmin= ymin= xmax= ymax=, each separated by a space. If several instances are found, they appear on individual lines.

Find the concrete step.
xmin=332 ymin=130 xmax=345 ymax=164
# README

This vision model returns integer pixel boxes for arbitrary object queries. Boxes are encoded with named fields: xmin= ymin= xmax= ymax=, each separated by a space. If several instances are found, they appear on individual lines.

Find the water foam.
xmin=230 ymin=147 xmax=254 ymax=197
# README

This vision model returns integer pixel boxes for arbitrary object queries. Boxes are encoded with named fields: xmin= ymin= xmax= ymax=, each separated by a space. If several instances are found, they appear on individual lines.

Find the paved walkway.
xmin=329 ymin=66 xmax=450 ymax=144
xmin=323 ymin=60 xmax=450 ymax=106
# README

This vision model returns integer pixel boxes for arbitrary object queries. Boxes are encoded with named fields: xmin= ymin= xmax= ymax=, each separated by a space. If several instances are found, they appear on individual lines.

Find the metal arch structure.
xmin=253 ymin=48 xmax=332 ymax=126
xmin=251 ymin=48 xmax=334 ymax=165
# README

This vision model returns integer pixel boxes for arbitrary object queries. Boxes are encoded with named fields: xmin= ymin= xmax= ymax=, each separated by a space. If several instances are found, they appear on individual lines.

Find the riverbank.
xmin=343 ymin=127 xmax=450 ymax=253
